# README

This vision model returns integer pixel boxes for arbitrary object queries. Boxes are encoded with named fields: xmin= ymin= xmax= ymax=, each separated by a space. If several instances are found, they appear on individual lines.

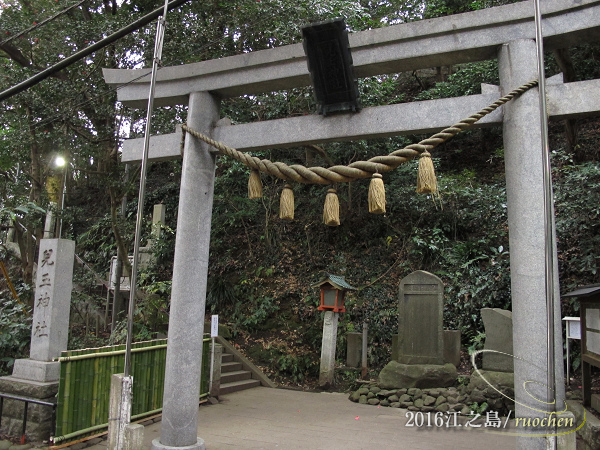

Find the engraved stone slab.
xmin=397 ymin=270 xmax=444 ymax=365
xmin=481 ymin=308 xmax=514 ymax=372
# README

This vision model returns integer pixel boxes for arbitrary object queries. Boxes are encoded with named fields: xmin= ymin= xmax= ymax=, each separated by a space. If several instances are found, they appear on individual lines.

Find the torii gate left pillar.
xmin=151 ymin=91 xmax=218 ymax=450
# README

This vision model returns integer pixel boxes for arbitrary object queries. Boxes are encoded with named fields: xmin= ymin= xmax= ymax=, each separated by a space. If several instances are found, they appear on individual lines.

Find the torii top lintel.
xmin=103 ymin=0 xmax=600 ymax=109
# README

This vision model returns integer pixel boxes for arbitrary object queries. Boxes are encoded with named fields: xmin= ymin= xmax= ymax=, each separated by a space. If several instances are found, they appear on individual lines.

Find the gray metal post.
xmin=151 ymin=91 xmax=219 ymax=450
xmin=499 ymin=39 xmax=565 ymax=450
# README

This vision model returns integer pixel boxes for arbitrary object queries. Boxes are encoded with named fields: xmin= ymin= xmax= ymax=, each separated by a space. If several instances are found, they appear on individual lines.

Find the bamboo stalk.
xmin=90 ymin=355 xmax=98 ymax=425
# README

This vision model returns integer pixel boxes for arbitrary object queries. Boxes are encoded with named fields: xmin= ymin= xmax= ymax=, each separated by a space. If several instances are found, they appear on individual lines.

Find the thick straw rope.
xmin=181 ymin=81 xmax=538 ymax=185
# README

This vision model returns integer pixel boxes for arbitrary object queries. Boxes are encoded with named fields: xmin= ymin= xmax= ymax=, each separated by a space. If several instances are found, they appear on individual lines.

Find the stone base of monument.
xmin=11 ymin=359 xmax=60 ymax=383
xmin=378 ymin=361 xmax=457 ymax=389
xmin=464 ymin=369 xmax=515 ymax=416
xmin=0 ymin=376 xmax=58 ymax=441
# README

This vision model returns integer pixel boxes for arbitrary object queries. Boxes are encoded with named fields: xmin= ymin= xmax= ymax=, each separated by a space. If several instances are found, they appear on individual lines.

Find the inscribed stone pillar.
xmin=346 ymin=332 xmax=362 ymax=368
xmin=12 ymin=238 xmax=75 ymax=382
xmin=499 ymin=39 xmax=565 ymax=449
xmin=151 ymin=91 xmax=219 ymax=450
xmin=319 ymin=311 xmax=339 ymax=388
xmin=397 ymin=270 xmax=444 ymax=365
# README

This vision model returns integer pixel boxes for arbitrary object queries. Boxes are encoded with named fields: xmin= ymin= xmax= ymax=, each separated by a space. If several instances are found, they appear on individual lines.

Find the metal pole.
xmin=533 ymin=0 xmax=557 ymax=445
xmin=124 ymin=0 xmax=169 ymax=379
xmin=58 ymin=164 xmax=67 ymax=238
xmin=117 ymin=4 xmax=169 ymax=448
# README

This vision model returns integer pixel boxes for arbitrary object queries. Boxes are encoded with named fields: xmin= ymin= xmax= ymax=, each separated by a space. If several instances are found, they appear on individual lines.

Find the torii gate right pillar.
xmin=499 ymin=39 xmax=565 ymax=449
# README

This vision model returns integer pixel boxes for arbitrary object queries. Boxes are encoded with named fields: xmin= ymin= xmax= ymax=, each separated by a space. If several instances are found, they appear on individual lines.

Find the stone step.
xmin=221 ymin=361 xmax=243 ymax=373
xmin=221 ymin=353 xmax=234 ymax=363
xmin=221 ymin=370 xmax=251 ymax=384
xmin=219 ymin=378 xmax=261 ymax=395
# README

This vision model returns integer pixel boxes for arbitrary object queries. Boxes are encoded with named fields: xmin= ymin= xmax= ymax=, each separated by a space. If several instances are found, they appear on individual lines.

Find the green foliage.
xmin=0 ymin=296 xmax=32 ymax=375
xmin=467 ymin=331 xmax=486 ymax=354
xmin=276 ymin=353 xmax=318 ymax=383
xmin=554 ymin=159 xmax=600 ymax=289
xmin=469 ymin=401 xmax=489 ymax=415
xmin=415 ymin=60 xmax=499 ymax=100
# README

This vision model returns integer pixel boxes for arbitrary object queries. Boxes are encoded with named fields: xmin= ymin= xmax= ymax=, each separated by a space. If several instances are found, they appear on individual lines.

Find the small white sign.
xmin=211 ymin=315 xmax=219 ymax=337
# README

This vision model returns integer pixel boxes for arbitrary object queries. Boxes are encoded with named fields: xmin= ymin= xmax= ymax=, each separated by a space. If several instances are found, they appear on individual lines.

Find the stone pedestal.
xmin=1 ymin=239 xmax=74 ymax=442
xmin=0 ymin=377 xmax=57 ymax=442
xmin=378 ymin=361 xmax=457 ymax=389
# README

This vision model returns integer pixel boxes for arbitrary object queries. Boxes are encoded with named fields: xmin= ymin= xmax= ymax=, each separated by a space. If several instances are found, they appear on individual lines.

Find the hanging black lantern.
xmin=301 ymin=18 xmax=361 ymax=116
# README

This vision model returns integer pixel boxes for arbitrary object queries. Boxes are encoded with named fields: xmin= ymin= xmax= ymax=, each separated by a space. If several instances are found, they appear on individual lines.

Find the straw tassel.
xmin=279 ymin=184 xmax=295 ymax=220
xmin=416 ymin=151 xmax=438 ymax=194
xmin=248 ymin=169 xmax=263 ymax=199
xmin=368 ymin=173 xmax=386 ymax=214
xmin=323 ymin=188 xmax=340 ymax=227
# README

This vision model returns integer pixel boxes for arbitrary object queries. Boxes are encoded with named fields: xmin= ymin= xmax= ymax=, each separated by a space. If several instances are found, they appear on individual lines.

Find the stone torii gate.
xmin=103 ymin=0 xmax=600 ymax=449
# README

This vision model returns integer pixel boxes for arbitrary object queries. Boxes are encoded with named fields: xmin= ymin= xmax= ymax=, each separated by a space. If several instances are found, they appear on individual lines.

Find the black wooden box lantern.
xmin=563 ymin=284 xmax=600 ymax=411
xmin=301 ymin=18 xmax=361 ymax=116
xmin=312 ymin=274 xmax=356 ymax=313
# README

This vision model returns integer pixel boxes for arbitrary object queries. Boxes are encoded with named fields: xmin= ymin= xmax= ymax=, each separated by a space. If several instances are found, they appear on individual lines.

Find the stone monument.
xmin=0 ymin=238 xmax=75 ymax=440
xmin=463 ymin=308 xmax=516 ymax=416
xmin=481 ymin=308 xmax=514 ymax=372
xmin=379 ymin=270 xmax=457 ymax=389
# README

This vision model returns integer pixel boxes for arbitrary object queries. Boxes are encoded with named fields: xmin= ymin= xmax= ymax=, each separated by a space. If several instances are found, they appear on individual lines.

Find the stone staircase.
xmin=219 ymin=351 xmax=261 ymax=395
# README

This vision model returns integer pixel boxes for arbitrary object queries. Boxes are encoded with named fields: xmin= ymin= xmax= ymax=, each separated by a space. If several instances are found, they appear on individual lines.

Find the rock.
xmin=434 ymin=396 xmax=447 ymax=406
xmin=398 ymin=394 xmax=411 ymax=403
xmin=350 ymin=391 xmax=361 ymax=402
xmin=469 ymin=388 xmax=487 ymax=404
xmin=414 ymin=398 xmax=424 ymax=408
xmin=399 ymin=402 xmax=413 ymax=408
xmin=484 ymin=386 xmax=502 ymax=399
xmin=390 ymin=402 xmax=401 ymax=408
xmin=388 ymin=394 xmax=399 ymax=403
xmin=367 ymin=392 xmax=375 ymax=399
xmin=461 ymin=406 xmax=471 ymax=415
xmin=357 ymin=387 xmax=370 ymax=396
xmin=423 ymin=395 xmax=436 ymax=406
xmin=407 ymin=406 xmax=420 ymax=411
xmin=0 ymin=442 xmax=12 ymax=450
xmin=359 ymin=395 xmax=368 ymax=404
xmin=453 ymin=403 xmax=465 ymax=411
xmin=408 ymin=388 xmax=422 ymax=398
xmin=422 ymin=406 xmax=435 ymax=412
xmin=368 ymin=398 xmax=380 ymax=405
xmin=377 ymin=389 xmax=391 ymax=397
xmin=378 ymin=361 xmax=457 ymax=389
xmin=380 ymin=399 xmax=390 ymax=407
xmin=436 ymin=403 xmax=450 ymax=413
xmin=370 ymin=386 xmax=381 ymax=394
xmin=397 ymin=388 xmax=408 ymax=395
xmin=428 ymin=389 xmax=440 ymax=397
xmin=468 ymin=370 xmax=514 ymax=391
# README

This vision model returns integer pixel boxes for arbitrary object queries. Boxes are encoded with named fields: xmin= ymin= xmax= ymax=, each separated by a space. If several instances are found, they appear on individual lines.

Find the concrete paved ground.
xmin=86 ymin=387 xmax=516 ymax=449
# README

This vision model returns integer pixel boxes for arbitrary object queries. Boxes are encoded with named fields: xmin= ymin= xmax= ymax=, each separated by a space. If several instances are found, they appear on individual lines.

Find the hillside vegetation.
xmin=1 ymin=0 xmax=600 ymax=386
